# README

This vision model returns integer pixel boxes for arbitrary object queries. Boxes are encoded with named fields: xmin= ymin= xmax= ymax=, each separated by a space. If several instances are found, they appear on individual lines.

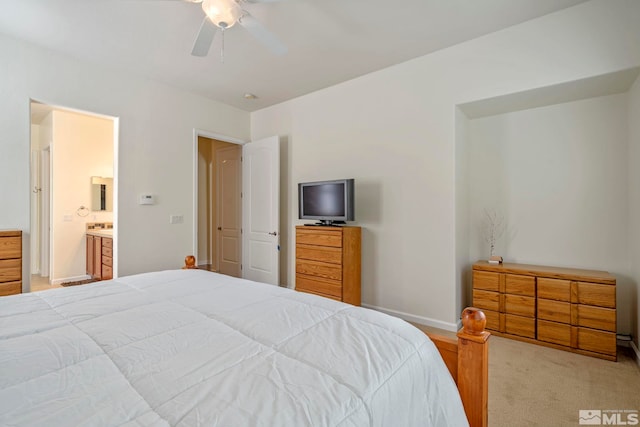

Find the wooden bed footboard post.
xmin=456 ymin=307 xmax=490 ymax=427
xmin=183 ymin=255 xmax=197 ymax=269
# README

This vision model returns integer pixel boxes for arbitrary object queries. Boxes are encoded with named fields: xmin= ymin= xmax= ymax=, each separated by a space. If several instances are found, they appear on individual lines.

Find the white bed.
xmin=0 ymin=269 xmax=468 ymax=426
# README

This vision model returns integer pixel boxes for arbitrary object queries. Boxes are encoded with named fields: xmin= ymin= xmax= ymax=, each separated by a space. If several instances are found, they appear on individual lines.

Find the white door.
xmin=242 ymin=136 xmax=279 ymax=285
xmin=216 ymin=145 xmax=242 ymax=277
xmin=41 ymin=147 xmax=50 ymax=279
xmin=30 ymin=151 xmax=40 ymax=274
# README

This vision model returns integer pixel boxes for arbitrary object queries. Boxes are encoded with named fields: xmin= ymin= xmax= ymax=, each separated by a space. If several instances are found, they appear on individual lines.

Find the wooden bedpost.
xmin=457 ymin=307 xmax=490 ymax=427
xmin=183 ymin=255 xmax=197 ymax=269
xmin=420 ymin=307 xmax=490 ymax=427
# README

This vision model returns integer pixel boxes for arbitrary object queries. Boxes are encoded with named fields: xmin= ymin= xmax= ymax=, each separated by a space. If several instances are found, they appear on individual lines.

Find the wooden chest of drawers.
xmin=0 ymin=230 xmax=22 ymax=296
xmin=472 ymin=261 xmax=616 ymax=361
xmin=295 ymin=226 xmax=361 ymax=305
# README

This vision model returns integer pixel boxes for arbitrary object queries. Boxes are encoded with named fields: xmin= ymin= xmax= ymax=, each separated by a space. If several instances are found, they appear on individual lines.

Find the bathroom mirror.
xmin=91 ymin=176 xmax=113 ymax=212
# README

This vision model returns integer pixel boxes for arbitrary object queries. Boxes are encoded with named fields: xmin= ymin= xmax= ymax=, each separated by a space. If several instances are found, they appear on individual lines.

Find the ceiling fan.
xmin=186 ymin=0 xmax=287 ymax=59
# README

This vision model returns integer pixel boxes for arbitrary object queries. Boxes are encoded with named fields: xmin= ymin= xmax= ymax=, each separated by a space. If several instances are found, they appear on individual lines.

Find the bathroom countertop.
xmin=86 ymin=229 xmax=113 ymax=238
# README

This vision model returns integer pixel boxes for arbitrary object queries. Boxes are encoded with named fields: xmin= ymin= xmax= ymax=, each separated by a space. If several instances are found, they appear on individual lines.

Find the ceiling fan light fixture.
xmin=202 ymin=0 xmax=242 ymax=29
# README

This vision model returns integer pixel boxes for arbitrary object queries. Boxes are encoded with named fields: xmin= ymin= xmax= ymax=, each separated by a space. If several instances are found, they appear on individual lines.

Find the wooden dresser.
xmin=295 ymin=226 xmax=361 ymax=305
xmin=472 ymin=261 xmax=617 ymax=360
xmin=0 ymin=230 xmax=22 ymax=296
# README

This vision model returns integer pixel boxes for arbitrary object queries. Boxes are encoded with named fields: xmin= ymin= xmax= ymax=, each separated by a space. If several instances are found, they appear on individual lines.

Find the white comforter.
xmin=0 ymin=269 xmax=467 ymax=427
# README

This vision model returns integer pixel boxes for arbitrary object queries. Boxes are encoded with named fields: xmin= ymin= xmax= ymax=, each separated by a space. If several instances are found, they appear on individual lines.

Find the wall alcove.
xmin=454 ymin=67 xmax=640 ymax=339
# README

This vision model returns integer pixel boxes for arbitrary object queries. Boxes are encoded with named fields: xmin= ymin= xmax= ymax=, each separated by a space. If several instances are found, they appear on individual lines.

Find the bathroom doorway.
xmin=30 ymin=101 xmax=118 ymax=290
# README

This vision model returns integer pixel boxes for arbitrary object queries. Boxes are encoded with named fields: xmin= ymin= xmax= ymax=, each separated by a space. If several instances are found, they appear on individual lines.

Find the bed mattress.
xmin=0 ymin=269 xmax=467 ymax=426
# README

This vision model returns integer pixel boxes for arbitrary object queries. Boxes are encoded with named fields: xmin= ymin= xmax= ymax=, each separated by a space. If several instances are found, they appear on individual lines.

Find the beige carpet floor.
xmin=489 ymin=336 xmax=640 ymax=426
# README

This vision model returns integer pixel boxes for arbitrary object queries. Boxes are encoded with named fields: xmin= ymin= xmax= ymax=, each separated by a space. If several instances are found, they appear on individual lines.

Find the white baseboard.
xmin=361 ymin=303 xmax=461 ymax=332
xmin=631 ymin=341 xmax=640 ymax=368
xmin=51 ymin=274 xmax=92 ymax=285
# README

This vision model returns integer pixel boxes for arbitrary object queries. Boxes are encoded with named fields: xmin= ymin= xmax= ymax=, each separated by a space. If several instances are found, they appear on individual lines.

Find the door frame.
xmin=191 ymin=129 xmax=246 ymax=265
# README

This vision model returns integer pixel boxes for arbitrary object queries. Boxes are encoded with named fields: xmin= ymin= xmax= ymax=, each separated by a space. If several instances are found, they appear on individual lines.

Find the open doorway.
xmin=197 ymin=135 xmax=242 ymax=277
xmin=194 ymin=132 xmax=281 ymax=285
xmin=30 ymin=101 xmax=118 ymax=291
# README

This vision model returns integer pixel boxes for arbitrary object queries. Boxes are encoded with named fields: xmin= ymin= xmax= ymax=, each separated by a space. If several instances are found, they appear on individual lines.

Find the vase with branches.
xmin=481 ymin=209 xmax=505 ymax=258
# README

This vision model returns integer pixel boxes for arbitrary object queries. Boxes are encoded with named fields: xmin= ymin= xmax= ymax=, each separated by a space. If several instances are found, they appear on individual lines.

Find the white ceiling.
xmin=1 ymin=0 xmax=588 ymax=112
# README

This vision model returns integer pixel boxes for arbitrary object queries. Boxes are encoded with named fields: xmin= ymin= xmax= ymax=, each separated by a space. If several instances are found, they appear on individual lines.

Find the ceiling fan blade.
xmin=191 ymin=17 xmax=217 ymax=57
xmin=239 ymin=13 xmax=287 ymax=55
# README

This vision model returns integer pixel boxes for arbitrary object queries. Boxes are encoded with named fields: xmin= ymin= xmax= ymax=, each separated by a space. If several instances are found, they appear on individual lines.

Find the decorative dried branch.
xmin=481 ymin=209 xmax=505 ymax=257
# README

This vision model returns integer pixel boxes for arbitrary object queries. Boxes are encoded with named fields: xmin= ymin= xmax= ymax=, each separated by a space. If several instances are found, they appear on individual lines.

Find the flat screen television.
xmin=298 ymin=179 xmax=355 ymax=225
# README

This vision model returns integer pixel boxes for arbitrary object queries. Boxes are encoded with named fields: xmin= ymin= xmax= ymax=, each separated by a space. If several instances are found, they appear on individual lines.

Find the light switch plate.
xmin=169 ymin=215 xmax=183 ymax=224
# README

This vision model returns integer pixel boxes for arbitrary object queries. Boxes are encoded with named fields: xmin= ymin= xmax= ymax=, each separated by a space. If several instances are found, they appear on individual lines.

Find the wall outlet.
xmin=169 ymin=215 xmax=183 ymax=224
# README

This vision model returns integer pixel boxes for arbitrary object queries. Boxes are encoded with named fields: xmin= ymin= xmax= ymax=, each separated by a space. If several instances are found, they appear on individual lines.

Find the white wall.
xmin=50 ymin=110 xmax=114 ymax=283
xmin=0 ymin=33 xmax=250 ymax=290
xmin=468 ymin=94 xmax=631 ymax=332
xmin=251 ymin=0 xmax=640 ymax=329
xmin=455 ymin=108 xmax=470 ymax=316
xmin=629 ymin=76 xmax=640 ymax=348
xmin=39 ymin=113 xmax=53 ymax=152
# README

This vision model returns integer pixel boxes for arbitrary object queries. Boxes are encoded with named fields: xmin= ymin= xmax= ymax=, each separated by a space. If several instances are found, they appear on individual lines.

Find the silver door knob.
xmin=268 ymin=231 xmax=278 ymax=236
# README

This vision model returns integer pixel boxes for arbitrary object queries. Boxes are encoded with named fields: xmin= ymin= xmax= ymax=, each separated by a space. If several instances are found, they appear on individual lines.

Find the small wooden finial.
xmin=461 ymin=307 xmax=486 ymax=336
xmin=183 ymin=255 xmax=196 ymax=269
